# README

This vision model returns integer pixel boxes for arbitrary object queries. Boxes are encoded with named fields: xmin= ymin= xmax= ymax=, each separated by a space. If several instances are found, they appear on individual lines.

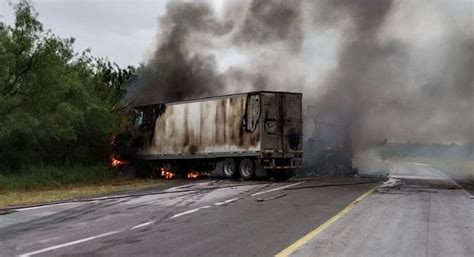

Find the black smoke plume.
xmin=129 ymin=0 xmax=473 ymax=159
xmin=129 ymin=2 xmax=230 ymax=104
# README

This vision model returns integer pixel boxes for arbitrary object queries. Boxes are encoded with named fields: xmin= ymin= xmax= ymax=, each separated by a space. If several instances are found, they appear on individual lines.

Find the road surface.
xmin=291 ymin=161 xmax=473 ymax=257
xmin=0 ymin=161 xmax=472 ymax=257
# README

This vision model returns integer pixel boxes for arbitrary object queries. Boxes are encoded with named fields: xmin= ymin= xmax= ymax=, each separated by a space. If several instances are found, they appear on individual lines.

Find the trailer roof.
xmin=134 ymin=90 xmax=302 ymax=107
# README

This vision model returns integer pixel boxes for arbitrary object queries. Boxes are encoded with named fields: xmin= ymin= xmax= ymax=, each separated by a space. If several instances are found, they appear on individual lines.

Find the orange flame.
xmin=187 ymin=171 xmax=201 ymax=179
xmin=160 ymin=167 xmax=176 ymax=179
xmin=110 ymin=155 xmax=129 ymax=167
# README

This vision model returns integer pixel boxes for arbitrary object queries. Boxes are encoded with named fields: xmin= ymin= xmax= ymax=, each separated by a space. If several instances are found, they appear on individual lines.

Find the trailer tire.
xmin=239 ymin=158 xmax=255 ymax=180
xmin=223 ymin=158 xmax=238 ymax=179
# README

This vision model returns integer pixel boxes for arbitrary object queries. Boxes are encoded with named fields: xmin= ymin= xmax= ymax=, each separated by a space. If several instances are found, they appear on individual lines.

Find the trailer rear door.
xmin=261 ymin=93 xmax=283 ymax=154
xmin=281 ymin=93 xmax=303 ymax=157
xmin=261 ymin=92 xmax=302 ymax=157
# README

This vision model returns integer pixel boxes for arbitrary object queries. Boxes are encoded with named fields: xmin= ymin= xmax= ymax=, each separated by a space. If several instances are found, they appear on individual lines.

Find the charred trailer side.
xmin=118 ymin=91 xmax=303 ymax=180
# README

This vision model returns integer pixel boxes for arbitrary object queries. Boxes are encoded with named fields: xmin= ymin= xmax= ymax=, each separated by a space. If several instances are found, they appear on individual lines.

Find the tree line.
xmin=0 ymin=1 xmax=139 ymax=171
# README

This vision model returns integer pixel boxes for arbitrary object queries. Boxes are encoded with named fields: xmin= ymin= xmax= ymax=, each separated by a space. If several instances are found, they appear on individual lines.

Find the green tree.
xmin=0 ymin=1 xmax=138 ymax=170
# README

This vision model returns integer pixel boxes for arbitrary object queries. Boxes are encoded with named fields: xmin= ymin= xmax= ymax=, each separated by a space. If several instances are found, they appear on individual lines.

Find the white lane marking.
xmin=90 ymin=195 xmax=128 ymax=200
xmin=214 ymin=197 xmax=240 ymax=206
xmin=170 ymin=195 xmax=244 ymax=219
xmin=391 ymin=175 xmax=447 ymax=181
xmin=251 ymin=182 xmax=305 ymax=196
xmin=412 ymin=162 xmax=431 ymax=167
xmin=17 ymin=230 xmax=121 ymax=257
xmin=130 ymin=221 xmax=155 ymax=230
xmin=170 ymin=205 xmax=211 ymax=219
xmin=17 ymin=183 xmax=261 ymax=255
xmin=163 ymin=181 xmax=218 ymax=192
xmin=16 ymin=202 xmax=89 ymax=212
xmin=429 ymin=167 xmax=474 ymax=199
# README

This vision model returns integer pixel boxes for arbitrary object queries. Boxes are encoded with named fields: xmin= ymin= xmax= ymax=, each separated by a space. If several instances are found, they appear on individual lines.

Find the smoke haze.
xmin=129 ymin=0 xmax=473 ymax=151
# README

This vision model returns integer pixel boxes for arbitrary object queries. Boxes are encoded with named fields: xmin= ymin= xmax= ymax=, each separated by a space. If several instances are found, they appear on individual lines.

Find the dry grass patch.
xmin=0 ymin=179 xmax=171 ymax=207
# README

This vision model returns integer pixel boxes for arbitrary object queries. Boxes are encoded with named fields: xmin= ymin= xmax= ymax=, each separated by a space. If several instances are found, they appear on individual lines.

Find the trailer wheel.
xmin=223 ymin=158 xmax=238 ymax=178
xmin=239 ymin=158 xmax=255 ymax=180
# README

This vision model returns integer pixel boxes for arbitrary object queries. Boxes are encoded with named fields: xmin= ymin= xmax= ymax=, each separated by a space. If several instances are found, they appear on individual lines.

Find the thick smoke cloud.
xmin=130 ymin=0 xmax=473 ymax=152
xmin=313 ymin=0 xmax=473 ymax=152
xmin=313 ymin=0 xmax=398 ymax=151
xmin=129 ymin=2 xmax=230 ymax=104
xmin=233 ymin=0 xmax=303 ymax=52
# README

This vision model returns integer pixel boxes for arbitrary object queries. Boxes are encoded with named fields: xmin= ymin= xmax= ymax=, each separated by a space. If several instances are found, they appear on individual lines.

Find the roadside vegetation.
xmin=0 ymin=164 xmax=179 ymax=207
xmin=0 ymin=165 xmax=116 ymax=191
xmin=0 ymin=174 xmax=170 ymax=207
xmin=0 ymin=1 xmax=155 ymax=207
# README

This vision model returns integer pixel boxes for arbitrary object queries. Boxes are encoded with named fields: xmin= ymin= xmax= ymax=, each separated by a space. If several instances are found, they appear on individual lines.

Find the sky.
xmin=0 ymin=0 xmax=171 ymax=66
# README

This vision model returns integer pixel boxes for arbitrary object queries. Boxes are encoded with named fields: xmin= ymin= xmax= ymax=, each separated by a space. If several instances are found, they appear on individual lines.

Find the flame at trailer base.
xmin=160 ymin=167 xmax=176 ymax=179
xmin=110 ymin=155 xmax=129 ymax=167
xmin=159 ymin=168 xmax=203 ymax=180
xmin=187 ymin=171 xmax=201 ymax=179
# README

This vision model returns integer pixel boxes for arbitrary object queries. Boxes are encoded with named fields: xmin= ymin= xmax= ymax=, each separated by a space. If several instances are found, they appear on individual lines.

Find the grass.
xmin=0 ymin=179 xmax=170 ymax=207
xmin=0 ymin=165 xmax=116 ymax=191
xmin=0 ymin=165 xmax=173 ymax=208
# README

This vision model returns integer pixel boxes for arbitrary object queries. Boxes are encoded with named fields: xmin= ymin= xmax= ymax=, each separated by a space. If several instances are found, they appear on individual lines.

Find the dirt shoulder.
xmin=0 ymin=179 xmax=180 ymax=209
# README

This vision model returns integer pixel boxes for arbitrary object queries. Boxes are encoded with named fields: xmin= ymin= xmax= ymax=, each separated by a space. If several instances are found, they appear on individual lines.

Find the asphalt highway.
xmin=1 ymin=161 xmax=472 ymax=257
xmin=292 ymin=162 xmax=474 ymax=257
xmin=0 ymin=177 xmax=374 ymax=257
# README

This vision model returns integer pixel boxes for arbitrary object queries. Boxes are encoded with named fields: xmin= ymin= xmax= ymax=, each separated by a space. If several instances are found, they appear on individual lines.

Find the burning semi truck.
xmin=112 ymin=91 xmax=303 ymax=180
xmin=305 ymin=119 xmax=357 ymax=176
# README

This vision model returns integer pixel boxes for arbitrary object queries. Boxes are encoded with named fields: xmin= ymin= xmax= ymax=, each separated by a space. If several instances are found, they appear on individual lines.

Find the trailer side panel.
xmin=138 ymin=94 xmax=261 ymax=157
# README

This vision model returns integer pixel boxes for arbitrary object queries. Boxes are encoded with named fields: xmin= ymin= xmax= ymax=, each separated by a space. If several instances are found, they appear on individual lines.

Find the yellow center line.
xmin=275 ymin=185 xmax=378 ymax=257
